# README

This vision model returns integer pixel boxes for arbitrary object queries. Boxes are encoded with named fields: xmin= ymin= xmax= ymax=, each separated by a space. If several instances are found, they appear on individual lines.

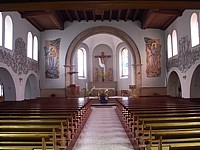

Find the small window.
xmin=0 ymin=12 xmax=2 ymax=46
xmin=77 ymin=48 xmax=87 ymax=79
xmin=190 ymin=13 xmax=199 ymax=47
xmin=167 ymin=34 xmax=172 ymax=58
xmin=0 ymin=83 xmax=3 ymax=97
xmin=33 ymin=36 xmax=38 ymax=61
xmin=172 ymin=30 xmax=178 ymax=56
xmin=27 ymin=32 xmax=33 ymax=58
xmin=120 ymin=48 xmax=129 ymax=78
xmin=4 ymin=15 xmax=13 ymax=50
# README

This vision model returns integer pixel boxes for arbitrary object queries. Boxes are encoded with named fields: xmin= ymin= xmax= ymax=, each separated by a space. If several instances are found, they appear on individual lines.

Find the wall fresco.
xmin=0 ymin=37 xmax=39 ymax=75
xmin=167 ymin=36 xmax=200 ymax=72
xmin=44 ymin=38 xmax=61 ymax=79
xmin=144 ymin=37 xmax=161 ymax=77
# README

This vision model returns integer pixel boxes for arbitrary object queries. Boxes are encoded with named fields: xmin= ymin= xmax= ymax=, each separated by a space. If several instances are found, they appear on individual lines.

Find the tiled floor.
xmin=72 ymin=106 xmax=134 ymax=150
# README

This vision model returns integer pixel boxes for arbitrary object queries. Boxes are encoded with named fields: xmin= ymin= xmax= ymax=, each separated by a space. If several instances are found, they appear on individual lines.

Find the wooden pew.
xmin=115 ymin=97 xmax=200 ymax=150
xmin=0 ymin=97 xmax=92 ymax=150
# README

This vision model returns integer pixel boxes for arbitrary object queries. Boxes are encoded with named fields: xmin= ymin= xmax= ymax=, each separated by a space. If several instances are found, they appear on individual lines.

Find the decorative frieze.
xmin=167 ymin=35 xmax=200 ymax=73
xmin=0 ymin=37 xmax=39 ymax=75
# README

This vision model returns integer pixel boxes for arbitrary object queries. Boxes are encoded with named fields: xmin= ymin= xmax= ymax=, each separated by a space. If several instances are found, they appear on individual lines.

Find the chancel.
xmin=1 ymin=1 xmax=200 ymax=150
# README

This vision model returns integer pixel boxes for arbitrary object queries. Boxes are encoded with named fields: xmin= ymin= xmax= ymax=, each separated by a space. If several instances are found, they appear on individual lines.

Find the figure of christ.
xmin=95 ymin=52 xmax=111 ymax=82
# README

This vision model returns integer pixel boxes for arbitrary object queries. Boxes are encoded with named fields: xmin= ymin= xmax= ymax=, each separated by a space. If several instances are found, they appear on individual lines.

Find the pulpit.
xmin=67 ymin=84 xmax=80 ymax=97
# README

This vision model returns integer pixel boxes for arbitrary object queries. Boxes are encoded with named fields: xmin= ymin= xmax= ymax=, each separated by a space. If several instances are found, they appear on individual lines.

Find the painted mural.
xmin=0 ymin=37 xmax=38 ymax=75
xmin=44 ymin=38 xmax=61 ymax=79
xmin=167 ymin=35 xmax=200 ymax=73
xmin=144 ymin=37 xmax=161 ymax=77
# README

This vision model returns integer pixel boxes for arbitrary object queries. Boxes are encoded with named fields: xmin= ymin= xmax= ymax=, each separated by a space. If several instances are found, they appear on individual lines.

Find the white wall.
xmin=0 ymin=12 xmax=40 ymax=101
xmin=165 ymin=10 xmax=200 ymax=98
xmin=40 ymin=20 xmax=166 ymax=93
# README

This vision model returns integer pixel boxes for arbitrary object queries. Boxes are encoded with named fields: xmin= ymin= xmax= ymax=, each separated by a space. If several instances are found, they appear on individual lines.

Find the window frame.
xmin=120 ymin=47 xmax=129 ymax=78
xmin=33 ymin=36 xmax=38 ymax=61
xmin=77 ymin=48 xmax=87 ymax=79
xmin=4 ymin=15 xmax=13 ymax=50
xmin=167 ymin=34 xmax=172 ymax=58
xmin=0 ymin=12 xmax=2 ymax=46
xmin=172 ymin=30 xmax=178 ymax=56
xmin=190 ymin=13 xmax=199 ymax=47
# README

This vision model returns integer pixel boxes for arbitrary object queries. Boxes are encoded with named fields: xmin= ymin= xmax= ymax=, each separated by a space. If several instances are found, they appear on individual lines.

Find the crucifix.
xmin=95 ymin=52 xmax=111 ymax=82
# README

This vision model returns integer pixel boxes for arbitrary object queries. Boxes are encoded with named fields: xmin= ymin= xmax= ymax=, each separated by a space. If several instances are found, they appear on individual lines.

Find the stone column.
xmin=132 ymin=64 xmax=142 ymax=97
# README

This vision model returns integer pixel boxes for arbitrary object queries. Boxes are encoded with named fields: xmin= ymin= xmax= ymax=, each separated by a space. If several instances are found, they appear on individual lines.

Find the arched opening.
xmin=65 ymin=26 xmax=141 ymax=97
xmin=190 ymin=65 xmax=200 ymax=98
xmin=0 ymin=81 xmax=4 ymax=102
xmin=25 ymin=74 xmax=40 ymax=99
xmin=0 ymin=67 xmax=16 ymax=101
xmin=167 ymin=71 xmax=182 ymax=97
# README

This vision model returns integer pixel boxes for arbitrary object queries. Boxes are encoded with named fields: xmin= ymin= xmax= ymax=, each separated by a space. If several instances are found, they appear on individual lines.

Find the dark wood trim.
xmin=0 ymin=1 xmax=200 ymax=11
xmin=109 ymin=10 xmax=112 ymax=22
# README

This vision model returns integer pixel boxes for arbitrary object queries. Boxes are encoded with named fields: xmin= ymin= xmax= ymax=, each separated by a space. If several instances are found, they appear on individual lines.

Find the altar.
xmin=88 ymin=82 xmax=117 ymax=96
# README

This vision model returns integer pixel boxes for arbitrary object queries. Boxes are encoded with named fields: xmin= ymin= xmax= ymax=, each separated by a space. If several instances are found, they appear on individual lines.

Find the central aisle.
xmin=72 ymin=106 xmax=134 ymax=150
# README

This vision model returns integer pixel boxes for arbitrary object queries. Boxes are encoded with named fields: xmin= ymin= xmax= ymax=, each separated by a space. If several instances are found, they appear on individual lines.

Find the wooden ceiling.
xmin=0 ymin=1 xmax=199 ymax=31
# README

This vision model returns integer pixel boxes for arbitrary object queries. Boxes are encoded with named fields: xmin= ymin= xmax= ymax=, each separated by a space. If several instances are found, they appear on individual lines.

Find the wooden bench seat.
xmin=0 ymin=146 xmax=66 ymax=150
xmin=0 ymin=97 xmax=92 ymax=150
xmin=116 ymin=98 xmax=200 ymax=150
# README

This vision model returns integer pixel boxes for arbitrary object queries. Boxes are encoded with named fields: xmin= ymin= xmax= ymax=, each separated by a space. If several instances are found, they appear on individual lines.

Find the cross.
xmin=95 ymin=52 xmax=111 ymax=64
xmin=95 ymin=52 xmax=111 ymax=82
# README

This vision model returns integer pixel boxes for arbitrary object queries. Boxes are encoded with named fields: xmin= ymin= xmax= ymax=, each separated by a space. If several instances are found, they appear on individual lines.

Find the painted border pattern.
xmin=0 ymin=37 xmax=39 ymax=75
xmin=167 ymin=36 xmax=200 ymax=73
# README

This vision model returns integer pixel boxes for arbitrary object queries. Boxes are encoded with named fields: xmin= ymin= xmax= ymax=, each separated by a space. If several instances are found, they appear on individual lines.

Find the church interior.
xmin=0 ymin=0 xmax=200 ymax=149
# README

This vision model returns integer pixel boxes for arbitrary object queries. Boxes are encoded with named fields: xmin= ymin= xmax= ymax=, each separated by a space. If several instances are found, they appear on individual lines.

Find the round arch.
xmin=65 ymin=26 xmax=142 ymax=96
xmin=190 ymin=64 xmax=200 ymax=98
xmin=167 ymin=71 xmax=182 ymax=97
xmin=0 ymin=67 xmax=16 ymax=101
xmin=24 ymin=73 xmax=40 ymax=100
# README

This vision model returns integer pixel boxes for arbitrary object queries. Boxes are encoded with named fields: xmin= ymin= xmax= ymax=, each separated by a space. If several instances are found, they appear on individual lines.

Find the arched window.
xmin=4 ymin=15 xmax=13 ymax=50
xmin=27 ymin=32 xmax=33 ymax=58
xmin=77 ymin=48 xmax=87 ymax=79
xmin=33 ymin=36 xmax=38 ymax=61
xmin=190 ymin=13 xmax=199 ymax=47
xmin=0 ymin=82 xmax=3 ymax=97
xmin=172 ymin=30 xmax=178 ymax=56
xmin=120 ymin=48 xmax=129 ymax=78
xmin=0 ymin=12 xmax=2 ymax=46
xmin=167 ymin=34 xmax=172 ymax=58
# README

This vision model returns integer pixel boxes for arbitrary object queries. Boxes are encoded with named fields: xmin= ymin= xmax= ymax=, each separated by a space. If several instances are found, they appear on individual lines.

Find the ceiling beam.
xmin=83 ymin=10 xmax=88 ymax=22
xmin=48 ymin=11 xmax=64 ymax=30
xmin=152 ymin=9 xmax=183 ymax=16
xmin=20 ymin=11 xmax=52 ymax=18
xmin=109 ymin=10 xmax=112 ymax=22
xmin=65 ymin=10 xmax=73 ymax=22
xmin=27 ymin=18 xmax=45 ymax=31
xmin=141 ymin=10 xmax=155 ymax=29
xmin=125 ymin=9 xmax=130 ymax=21
xmin=132 ymin=9 xmax=139 ymax=21
xmin=0 ymin=1 xmax=200 ymax=11
xmin=92 ymin=10 xmax=96 ymax=22
xmin=162 ymin=16 xmax=177 ymax=30
xmin=101 ymin=11 xmax=104 ymax=22
xmin=117 ymin=10 xmax=121 ymax=22
xmin=74 ymin=10 xmax=81 ymax=22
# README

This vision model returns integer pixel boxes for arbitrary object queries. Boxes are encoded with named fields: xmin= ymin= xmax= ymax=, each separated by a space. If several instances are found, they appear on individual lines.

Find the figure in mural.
xmin=144 ymin=37 xmax=161 ymax=77
xmin=108 ymin=68 xmax=113 ymax=81
xmin=93 ymin=68 xmax=99 ymax=82
xmin=44 ymin=38 xmax=61 ymax=79
xmin=48 ymin=46 xmax=57 ymax=68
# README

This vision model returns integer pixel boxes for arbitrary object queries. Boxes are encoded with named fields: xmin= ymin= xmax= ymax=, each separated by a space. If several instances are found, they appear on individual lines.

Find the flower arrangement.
xmin=98 ymin=73 xmax=107 ymax=78
xmin=98 ymin=73 xmax=107 ymax=82
xmin=98 ymin=90 xmax=108 ymax=103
